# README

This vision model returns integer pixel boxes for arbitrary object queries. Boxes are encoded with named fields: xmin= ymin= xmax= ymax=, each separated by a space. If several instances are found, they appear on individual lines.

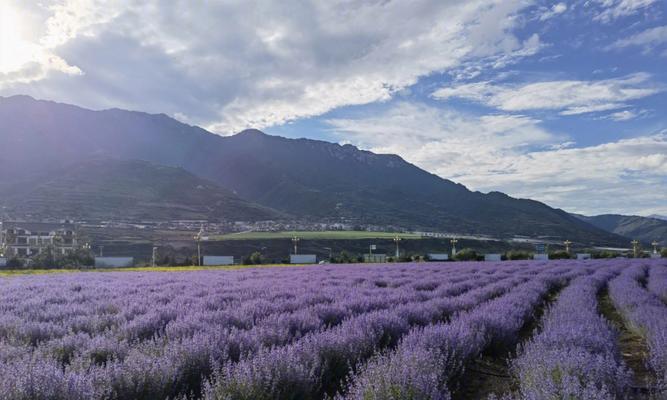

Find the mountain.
xmin=0 ymin=95 xmax=627 ymax=245
xmin=649 ymin=214 xmax=667 ymax=221
xmin=573 ymin=214 xmax=667 ymax=246
xmin=0 ymin=158 xmax=280 ymax=221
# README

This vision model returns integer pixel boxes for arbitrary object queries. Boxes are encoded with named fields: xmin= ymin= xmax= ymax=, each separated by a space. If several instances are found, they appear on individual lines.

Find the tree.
xmin=333 ymin=250 xmax=354 ymax=264
xmin=5 ymin=257 xmax=23 ymax=269
xmin=592 ymin=250 xmax=618 ymax=259
xmin=243 ymin=251 xmax=263 ymax=265
xmin=549 ymin=250 xmax=571 ymax=260
xmin=31 ymin=245 xmax=94 ymax=269
xmin=661 ymin=248 xmax=667 ymax=258
xmin=454 ymin=248 xmax=478 ymax=261
xmin=505 ymin=250 xmax=532 ymax=260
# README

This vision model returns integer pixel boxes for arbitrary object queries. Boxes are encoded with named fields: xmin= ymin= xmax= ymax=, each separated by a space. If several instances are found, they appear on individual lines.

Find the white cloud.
xmin=326 ymin=103 xmax=667 ymax=215
xmin=0 ymin=0 xmax=542 ymax=133
xmin=607 ymin=25 xmax=667 ymax=54
xmin=0 ymin=1 xmax=83 ymax=87
xmin=432 ymin=73 xmax=661 ymax=115
xmin=606 ymin=109 xmax=645 ymax=121
xmin=593 ymin=0 xmax=658 ymax=23
xmin=539 ymin=3 xmax=568 ymax=21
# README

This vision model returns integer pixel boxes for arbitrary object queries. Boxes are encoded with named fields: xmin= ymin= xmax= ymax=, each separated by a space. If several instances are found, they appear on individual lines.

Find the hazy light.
xmin=0 ymin=3 xmax=34 ymax=73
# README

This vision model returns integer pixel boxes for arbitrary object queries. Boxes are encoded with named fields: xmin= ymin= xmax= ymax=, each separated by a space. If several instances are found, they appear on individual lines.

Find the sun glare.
xmin=0 ymin=3 xmax=35 ymax=74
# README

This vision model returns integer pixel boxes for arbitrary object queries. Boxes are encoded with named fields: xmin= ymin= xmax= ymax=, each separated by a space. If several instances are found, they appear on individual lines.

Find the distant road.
xmin=211 ymin=230 xmax=422 ymax=241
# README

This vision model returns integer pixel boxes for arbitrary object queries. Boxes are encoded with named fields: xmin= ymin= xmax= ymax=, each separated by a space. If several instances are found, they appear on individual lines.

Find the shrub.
xmin=505 ymin=250 xmax=532 ymax=260
xmin=549 ymin=250 xmax=572 ymax=260
xmin=5 ymin=257 xmax=24 ymax=269
xmin=332 ymin=250 xmax=355 ymax=263
xmin=592 ymin=250 xmax=619 ymax=259
xmin=454 ymin=248 xmax=477 ymax=261
xmin=243 ymin=252 xmax=263 ymax=265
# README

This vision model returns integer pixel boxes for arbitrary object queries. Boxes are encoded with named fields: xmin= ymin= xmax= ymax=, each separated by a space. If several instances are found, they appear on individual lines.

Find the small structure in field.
xmin=428 ymin=253 xmax=449 ymax=261
xmin=290 ymin=254 xmax=317 ymax=264
xmin=203 ymin=256 xmax=234 ymax=266
xmin=95 ymin=257 xmax=134 ymax=268
xmin=0 ymin=257 xmax=6 ymax=267
xmin=484 ymin=253 xmax=502 ymax=261
xmin=533 ymin=254 xmax=549 ymax=261
xmin=576 ymin=253 xmax=591 ymax=260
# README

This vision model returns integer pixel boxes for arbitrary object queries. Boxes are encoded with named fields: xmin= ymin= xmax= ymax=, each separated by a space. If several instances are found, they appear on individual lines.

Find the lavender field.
xmin=0 ymin=259 xmax=665 ymax=400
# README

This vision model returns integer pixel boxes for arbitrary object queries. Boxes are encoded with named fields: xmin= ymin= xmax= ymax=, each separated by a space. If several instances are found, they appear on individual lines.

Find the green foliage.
xmin=505 ymin=250 xmax=532 ymax=260
xmin=5 ymin=257 xmax=23 ymax=268
xmin=332 ymin=250 xmax=356 ymax=264
xmin=454 ymin=248 xmax=478 ymax=261
xmin=662 ymin=248 xmax=667 ymax=258
xmin=30 ymin=246 xmax=94 ymax=269
xmin=591 ymin=250 xmax=619 ymax=259
xmin=242 ymin=251 xmax=263 ymax=265
xmin=549 ymin=250 xmax=572 ymax=260
xmin=217 ymin=231 xmax=421 ymax=241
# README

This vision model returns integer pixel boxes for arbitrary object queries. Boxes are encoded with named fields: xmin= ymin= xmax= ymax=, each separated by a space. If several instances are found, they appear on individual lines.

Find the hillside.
xmin=0 ymin=158 xmax=281 ymax=221
xmin=573 ymin=214 xmax=667 ymax=246
xmin=0 ymin=95 xmax=627 ymax=245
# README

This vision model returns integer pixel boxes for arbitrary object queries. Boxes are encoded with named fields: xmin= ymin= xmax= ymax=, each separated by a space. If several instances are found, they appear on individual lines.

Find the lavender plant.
xmin=512 ymin=267 xmax=631 ymax=399
xmin=0 ymin=259 xmax=663 ymax=400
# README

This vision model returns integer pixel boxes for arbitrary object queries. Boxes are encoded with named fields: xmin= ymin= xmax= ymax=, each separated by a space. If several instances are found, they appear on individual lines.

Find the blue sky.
xmin=1 ymin=0 xmax=666 ymax=216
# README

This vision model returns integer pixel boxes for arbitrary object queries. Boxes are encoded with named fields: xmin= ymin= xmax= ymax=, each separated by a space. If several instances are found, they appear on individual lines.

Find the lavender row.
xmin=0 ymin=264 xmax=514 ymax=364
xmin=0 ymin=264 xmax=486 ymax=348
xmin=201 ymin=266 xmax=549 ymax=399
xmin=608 ymin=263 xmax=667 ymax=390
xmin=647 ymin=261 xmax=667 ymax=304
xmin=340 ymin=266 xmax=582 ymax=400
xmin=511 ymin=265 xmax=630 ymax=399
xmin=0 ymin=263 xmax=529 ymax=399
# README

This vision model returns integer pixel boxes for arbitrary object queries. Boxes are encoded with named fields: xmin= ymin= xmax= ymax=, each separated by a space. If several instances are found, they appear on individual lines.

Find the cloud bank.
xmin=327 ymin=103 xmax=667 ymax=215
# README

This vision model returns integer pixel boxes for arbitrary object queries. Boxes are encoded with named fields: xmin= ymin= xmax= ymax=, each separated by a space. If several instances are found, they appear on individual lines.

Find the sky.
xmin=1 ymin=0 xmax=666 ymax=217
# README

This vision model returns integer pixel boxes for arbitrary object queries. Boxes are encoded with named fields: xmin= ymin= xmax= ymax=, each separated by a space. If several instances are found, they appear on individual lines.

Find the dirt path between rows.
xmin=597 ymin=287 xmax=657 ymax=399
xmin=451 ymin=286 xmax=562 ymax=400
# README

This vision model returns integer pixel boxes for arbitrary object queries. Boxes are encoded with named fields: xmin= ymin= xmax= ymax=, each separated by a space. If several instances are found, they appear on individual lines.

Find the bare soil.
xmin=452 ymin=287 xmax=562 ymax=400
xmin=597 ymin=287 xmax=658 ymax=399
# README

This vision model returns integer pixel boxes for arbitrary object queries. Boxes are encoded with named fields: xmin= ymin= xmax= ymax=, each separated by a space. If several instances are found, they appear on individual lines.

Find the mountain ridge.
xmin=573 ymin=213 xmax=667 ymax=246
xmin=0 ymin=95 xmax=629 ymax=246
xmin=0 ymin=158 xmax=282 ymax=222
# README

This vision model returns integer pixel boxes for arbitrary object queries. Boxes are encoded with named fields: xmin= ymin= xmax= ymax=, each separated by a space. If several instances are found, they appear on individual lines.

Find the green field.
xmin=213 ymin=230 xmax=422 ymax=241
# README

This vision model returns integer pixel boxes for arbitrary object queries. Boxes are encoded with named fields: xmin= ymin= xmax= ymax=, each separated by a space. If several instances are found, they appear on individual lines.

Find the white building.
xmin=203 ymin=256 xmax=234 ymax=265
xmin=0 ymin=221 xmax=79 ymax=258
xmin=290 ymin=254 xmax=317 ymax=264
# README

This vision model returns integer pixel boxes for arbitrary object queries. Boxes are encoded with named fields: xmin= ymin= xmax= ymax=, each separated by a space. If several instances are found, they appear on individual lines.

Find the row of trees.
xmin=3 ymin=245 xmax=665 ymax=269
xmin=3 ymin=246 xmax=94 ymax=269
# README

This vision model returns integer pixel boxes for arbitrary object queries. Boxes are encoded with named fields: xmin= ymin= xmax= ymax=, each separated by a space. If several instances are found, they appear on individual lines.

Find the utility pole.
xmin=450 ymin=238 xmax=458 ymax=257
xmin=652 ymin=241 xmax=659 ymax=254
xmin=292 ymin=236 xmax=300 ymax=255
xmin=194 ymin=225 xmax=204 ymax=266
xmin=324 ymin=247 xmax=332 ymax=262
xmin=0 ymin=223 xmax=5 ymax=258
xmin=53 ymin=232 xmax=63 ymax=256
xmin=99 ymin=245 xmax=104 ymax=257
xmin=564 ymin=240 xmax=572 ymax=255
xmin=152 ymin=246 xmax=158 ymax=267
xmin=631 ymin=240 xmax=640 ymax=258
xmin=393 ymin=236 xmax=401 ymax=258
